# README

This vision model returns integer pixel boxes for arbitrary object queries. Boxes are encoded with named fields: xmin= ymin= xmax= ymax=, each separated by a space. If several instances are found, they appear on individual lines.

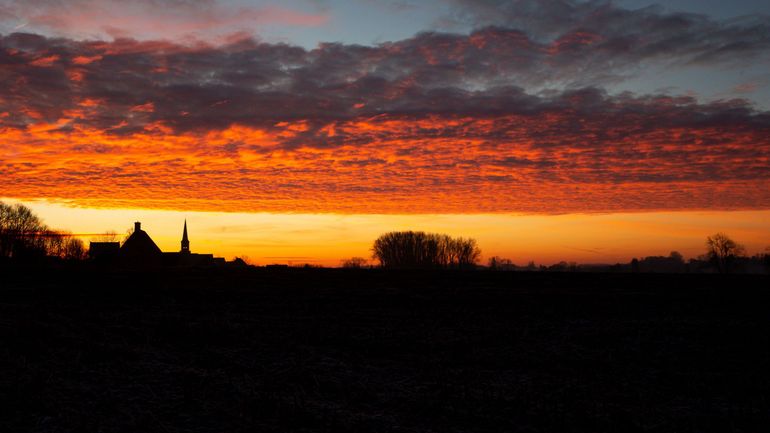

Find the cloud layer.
xmin=2 ymin=1 xmax=770 ymax=213
xmin=0 ymin=0 xmax=328 ymax=41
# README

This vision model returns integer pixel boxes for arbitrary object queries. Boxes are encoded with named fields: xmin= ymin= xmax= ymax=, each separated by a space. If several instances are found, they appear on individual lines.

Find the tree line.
xmin=482 ymin=233 xmax=769 ymax=274
xmin=626 ymin=233 xmax=767 ymax=274
xmin=0 ymin=201 xmax=85 ymax=261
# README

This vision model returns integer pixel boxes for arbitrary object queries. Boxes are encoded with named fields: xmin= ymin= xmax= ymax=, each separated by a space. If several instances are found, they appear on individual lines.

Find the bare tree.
xmin=0 ymin=201 xmax=49 ymax=259
xmin=44 ymin=231 xmax=66 ymax=258
xmin=122 ymin=227 xmax=134 ymax=246
xmin=454 ymin=237 xmax=481 ymax=269
xmin=372 ymin=231 xmax=481 ymax=269
xmin=706 ymin=233 xmax=746 ymax=274
xmin=91 ymin=231 xmax=118 ymax=243
xmin=1 ymin=201 xmax=88 ymax=261
xmin=45 ymin=232 xmax=86 ymax=260
xmin=62 ymin=238 xmax=86 ymax=260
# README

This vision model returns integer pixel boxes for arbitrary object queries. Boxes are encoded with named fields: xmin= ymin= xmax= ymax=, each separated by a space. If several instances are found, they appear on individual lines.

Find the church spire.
xmin=181 ymin=219 xmax=190 ymax=254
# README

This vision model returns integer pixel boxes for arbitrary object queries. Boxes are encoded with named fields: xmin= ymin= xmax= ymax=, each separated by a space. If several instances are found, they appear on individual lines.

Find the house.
xmin=88 ymin=242 xmax=120 ymax=262
xmin=120 ymin=221 xmax=163 ymax=267
xmin=89 ymin=221 xmax=225 ymax=268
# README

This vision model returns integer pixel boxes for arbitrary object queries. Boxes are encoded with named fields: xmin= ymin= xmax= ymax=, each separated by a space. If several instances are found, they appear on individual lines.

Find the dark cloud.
xmin=3 ymin=23 xmax=770 ymax=136
xmin=442 ymin=0 xmax=770 ymax=69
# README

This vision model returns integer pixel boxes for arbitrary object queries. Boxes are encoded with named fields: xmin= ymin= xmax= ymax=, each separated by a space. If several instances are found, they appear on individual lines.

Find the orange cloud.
xmin=29 ymin=54 xmax=59 ymax=67
xmin=1 ymin=32 xmax=769 ymax=215
xmin=130 ymin=102 xmax=155 ymax=113
xmin=71 ymin=55 xmax=102 ymax=65
xmin=2 ymin=111 xmax=769 ymax=214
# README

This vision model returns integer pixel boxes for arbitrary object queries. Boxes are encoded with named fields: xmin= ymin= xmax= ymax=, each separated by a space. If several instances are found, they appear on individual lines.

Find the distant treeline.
xmin=486 ymin=253 xmax=770 ymax=274
xmin=484 ymin=234 xmax=770 ymax=274
xmin=0 ymin=201 xmax=85 ymax=261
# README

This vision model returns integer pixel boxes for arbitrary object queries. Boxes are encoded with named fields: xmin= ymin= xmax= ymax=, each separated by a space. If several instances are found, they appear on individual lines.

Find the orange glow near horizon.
xmin=3 ymin=198 xmax=769 ymax=267
xmin=3 ymin=113 xmax=770 ymax=214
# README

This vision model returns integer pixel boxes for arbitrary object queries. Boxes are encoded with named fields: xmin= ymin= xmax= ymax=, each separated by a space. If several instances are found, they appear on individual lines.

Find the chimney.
xmin=134 ymin=221 xmax=141 ymax=232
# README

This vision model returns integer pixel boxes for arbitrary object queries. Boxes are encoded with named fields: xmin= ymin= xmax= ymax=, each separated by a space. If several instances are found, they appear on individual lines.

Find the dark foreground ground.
xmin=1 ymin=267 xmax=769 ymax=433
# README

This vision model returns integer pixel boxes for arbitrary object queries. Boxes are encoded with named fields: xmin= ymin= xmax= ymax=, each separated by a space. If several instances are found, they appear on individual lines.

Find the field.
xmin=1 ymin=267 xmax=769 ymax=432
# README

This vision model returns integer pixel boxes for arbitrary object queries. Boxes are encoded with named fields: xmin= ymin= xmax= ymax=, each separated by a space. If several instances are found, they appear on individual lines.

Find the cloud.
xmin=2 ymin=77 xmax=769 ymax=212
xmin=441 ymin=0 xmax=770 ymax=70
xmin=731 ymin=77 xmax=769 ymax=94
xmin=2 ymin=29 xmax=770 ymax=132
xmin=0 ymin=5 xmax=770 ymax=138
xmin=0 ymin=0 xmax=329 ymax=41
xmin=1 ymin=25 xmax=770 ymax=213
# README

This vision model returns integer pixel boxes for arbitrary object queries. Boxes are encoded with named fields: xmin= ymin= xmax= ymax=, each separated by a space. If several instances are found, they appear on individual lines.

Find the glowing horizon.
xmin=3 ymin=198 xmax=769 ymax=267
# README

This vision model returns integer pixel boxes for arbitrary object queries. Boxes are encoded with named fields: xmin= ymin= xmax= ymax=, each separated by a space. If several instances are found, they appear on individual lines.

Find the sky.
xmin=2 ymin=0 xmax=770 ymax=265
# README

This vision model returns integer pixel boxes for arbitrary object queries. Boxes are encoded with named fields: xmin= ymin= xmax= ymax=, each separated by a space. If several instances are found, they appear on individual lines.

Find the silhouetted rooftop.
xmin=120 ymin=222 xmax=162 ymax=260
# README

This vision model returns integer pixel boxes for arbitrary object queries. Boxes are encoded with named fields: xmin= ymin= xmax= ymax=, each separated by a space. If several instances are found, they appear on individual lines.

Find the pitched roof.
xmin=121 ymin=228 xmax=162 ymax=258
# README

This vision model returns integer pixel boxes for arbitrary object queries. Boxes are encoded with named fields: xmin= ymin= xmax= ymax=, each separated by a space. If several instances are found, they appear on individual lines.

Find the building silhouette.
xmin=121 ymin=222 xmax=163 ymax=267
xmin=181 ymin=220 xmax=190 ymax=254
xmin=89 ymin=221 xmax=225 ymax=268
xmin=88 ymin=242 xmax=120 ymax=263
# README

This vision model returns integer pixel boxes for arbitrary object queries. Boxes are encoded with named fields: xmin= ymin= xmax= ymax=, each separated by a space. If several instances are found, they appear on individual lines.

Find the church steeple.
xmin=181 ymin=220 xmax=190 ymax=254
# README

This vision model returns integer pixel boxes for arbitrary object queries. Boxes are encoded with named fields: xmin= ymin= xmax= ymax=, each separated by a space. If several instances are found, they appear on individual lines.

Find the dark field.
xmin=1 ymin=268 xmax=769 ymax=432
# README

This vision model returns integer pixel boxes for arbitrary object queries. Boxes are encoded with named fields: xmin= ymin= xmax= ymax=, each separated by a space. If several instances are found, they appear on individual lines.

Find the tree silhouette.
xmin=0 ymin=201 xmax=49 ymax=259
xmin=91 ymin=231 xmax=118 ymax=243
xmin=633 ymin=251 xmax=687 ymax=273
xmin=548 ymin=261 xmax=579 ymax=272
xmin=0 ymin=201 xmax=87 ymax=261
xmin=61 ymin=237 xmax=86 ymax=260
xmin=705 ymin=233 xmax=746 ymax=274
xmin=669 ymin=251 xmax=684 ymax=263
xmin=122 ymin=227 xmax=135 ymax=245
xmin=372 ymin=231 xmax=481 ymax=269
xmin=488 ymin=256 xmax=514 ymax=270
xmin=341 ymin=257 xmax=368 ymax=268
xmin=453 ymin=237 xmax=481 ymax=268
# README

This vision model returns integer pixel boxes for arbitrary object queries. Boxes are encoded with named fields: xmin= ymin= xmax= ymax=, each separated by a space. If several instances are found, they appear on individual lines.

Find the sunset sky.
xmin=2 ymin=0 xmax=770 ymax=265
